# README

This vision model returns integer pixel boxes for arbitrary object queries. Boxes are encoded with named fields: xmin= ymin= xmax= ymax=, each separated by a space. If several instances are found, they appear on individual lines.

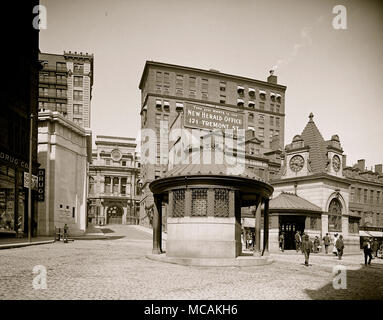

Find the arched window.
xmin=89 ymin=177 xmax=95 ymax=195
xmin=328 ymin=198 xmax=342 ymax=232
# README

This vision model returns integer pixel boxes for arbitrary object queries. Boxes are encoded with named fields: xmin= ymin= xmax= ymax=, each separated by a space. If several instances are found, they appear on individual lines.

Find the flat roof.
xmin=139 ymin=60 xmax=287 ymax=90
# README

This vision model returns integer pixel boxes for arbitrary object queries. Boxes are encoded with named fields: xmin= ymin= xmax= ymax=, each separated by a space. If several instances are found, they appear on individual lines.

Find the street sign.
xmin=37 ymin=169 xmax=45 ymax=201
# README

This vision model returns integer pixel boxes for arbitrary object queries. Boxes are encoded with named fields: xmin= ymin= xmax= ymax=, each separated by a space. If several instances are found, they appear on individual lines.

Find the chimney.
xmin=375 ymin=164 xmax=383 ymax=174
xmin=267 ymin=70 xmax=277 ymax=84
xmin=342 ymin=155 xmax=347 ymax=168
xmin=357 ymin=159 xmax=366 ymax=171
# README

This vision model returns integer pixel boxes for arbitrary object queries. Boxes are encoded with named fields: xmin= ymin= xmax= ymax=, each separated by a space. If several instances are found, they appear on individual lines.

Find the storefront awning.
xmin=259 ymin=90 xmax=266 ymax=95
xmin=359 ymin=230 xmax=383 ymax=238
xmin=248 ymin=88 xmax=255 ymax=93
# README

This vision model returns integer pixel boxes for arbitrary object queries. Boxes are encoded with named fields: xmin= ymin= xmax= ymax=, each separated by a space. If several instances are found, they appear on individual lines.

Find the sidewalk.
xmin=0 ymin=236 xmax=55 ymax=250
xmin=131 ymin=224 xmax=168 ymax=240
xmin=69 ymin=225 xmax=107 ymax=240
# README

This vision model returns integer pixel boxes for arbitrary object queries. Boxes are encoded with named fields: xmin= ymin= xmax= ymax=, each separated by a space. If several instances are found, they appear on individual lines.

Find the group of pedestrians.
xmin=362 ymin=237 xmax=382 ymax=266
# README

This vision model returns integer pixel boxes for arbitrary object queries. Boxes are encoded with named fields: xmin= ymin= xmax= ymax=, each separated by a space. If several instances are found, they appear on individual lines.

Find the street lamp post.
xmin=28 ymin=114 xmax=33 ymax=243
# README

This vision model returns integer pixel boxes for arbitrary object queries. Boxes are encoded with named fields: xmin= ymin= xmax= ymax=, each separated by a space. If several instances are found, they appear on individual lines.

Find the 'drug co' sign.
xmin=184 ymin=104 xmax=244 ymax=131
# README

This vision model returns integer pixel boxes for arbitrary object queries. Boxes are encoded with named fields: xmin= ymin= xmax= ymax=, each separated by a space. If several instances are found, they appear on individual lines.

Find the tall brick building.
xmin=0 ymin=1 xmax=40 ymax=237
xmin=138 ymin=61 xmax=286 ymax=227
xmin=344 ymin=160 xmax=383 ymax=240
xmin=38 ymin=51 xmax=94 ymax=128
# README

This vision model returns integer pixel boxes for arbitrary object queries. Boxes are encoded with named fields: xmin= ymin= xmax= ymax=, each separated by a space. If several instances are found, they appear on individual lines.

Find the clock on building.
xmin=332 ymin=155 xmax=341 ymax=172
xmin=289 ymin=155 xmax=304 ymax=172
xmin=111 ymin=149 xmax=122 ymax=162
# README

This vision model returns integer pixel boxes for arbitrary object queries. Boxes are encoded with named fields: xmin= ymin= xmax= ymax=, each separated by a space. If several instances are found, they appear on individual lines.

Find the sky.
xmin=39 ymin=0 xmax=383 ymax=169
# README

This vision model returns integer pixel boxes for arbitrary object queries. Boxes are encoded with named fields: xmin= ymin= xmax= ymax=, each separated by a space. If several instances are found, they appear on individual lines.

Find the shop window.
xmin=0 ymin=166 xmax=16 ymax=232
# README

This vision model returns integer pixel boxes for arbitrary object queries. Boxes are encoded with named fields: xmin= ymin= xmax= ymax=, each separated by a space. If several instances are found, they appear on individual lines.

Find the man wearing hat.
xmin=362 ymin=238 xmax=373 ymax=266
xmin=301 ymin=234 xmax=313 ymax=266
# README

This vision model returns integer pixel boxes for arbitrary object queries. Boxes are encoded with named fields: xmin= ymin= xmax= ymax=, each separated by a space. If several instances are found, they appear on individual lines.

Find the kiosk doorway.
xmin=279 ymin=215 xmax=305 ymax=250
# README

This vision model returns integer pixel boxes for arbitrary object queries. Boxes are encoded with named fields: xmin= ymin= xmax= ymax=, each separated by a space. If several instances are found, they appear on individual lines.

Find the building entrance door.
xmin=279 ymin=215 xmax=306 ymax=250
xmin=106 ymin=205 xmax=123 ymax=224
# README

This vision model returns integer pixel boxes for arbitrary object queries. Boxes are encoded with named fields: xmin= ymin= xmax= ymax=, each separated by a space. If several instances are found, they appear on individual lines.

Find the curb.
xmin=0 ymin=240 xmax=55 ymax=250
xmin=130 ymin=225 xmax=168 ymax=240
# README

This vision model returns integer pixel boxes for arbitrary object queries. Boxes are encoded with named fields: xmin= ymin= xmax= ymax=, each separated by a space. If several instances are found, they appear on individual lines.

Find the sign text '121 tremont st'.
xmin=184 ymin=104 xmax=244 ymax=131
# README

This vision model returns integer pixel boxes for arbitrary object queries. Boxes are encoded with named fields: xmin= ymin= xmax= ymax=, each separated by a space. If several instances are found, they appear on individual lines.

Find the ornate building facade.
xmin=139 ymin=61 xmax=286 ymax=228
xmin=88 ymin=136 xmax=140 ymax=225
xmin=268 ymin=113 xmax=383 ymax=252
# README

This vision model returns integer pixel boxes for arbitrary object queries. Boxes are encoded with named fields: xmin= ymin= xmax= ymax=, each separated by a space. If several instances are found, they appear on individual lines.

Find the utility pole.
xmin=28 ymin=114 xmax=33 ymax=243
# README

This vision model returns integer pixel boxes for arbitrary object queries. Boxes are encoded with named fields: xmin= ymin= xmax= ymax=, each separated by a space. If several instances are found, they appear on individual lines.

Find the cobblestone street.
xmin=1 ymin=225 xmax=382 ymax=300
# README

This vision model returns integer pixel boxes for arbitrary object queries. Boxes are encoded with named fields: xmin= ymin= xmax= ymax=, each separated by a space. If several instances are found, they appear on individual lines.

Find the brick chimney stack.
xmin=375 ymin=164 xmax=383 ymax=174
xmin=267 ymin=70 xmax=277 ymax=84
xmin=357 ymin=159 xmax=366 ymax=171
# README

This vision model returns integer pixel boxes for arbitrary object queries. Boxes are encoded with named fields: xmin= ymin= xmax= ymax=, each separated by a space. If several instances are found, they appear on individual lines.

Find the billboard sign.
xmin=184 ymin=104 xmax=244 ymax=131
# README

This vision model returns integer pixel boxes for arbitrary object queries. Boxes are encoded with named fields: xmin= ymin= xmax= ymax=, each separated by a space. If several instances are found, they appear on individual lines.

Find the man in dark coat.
xmin=301 ymin=234 xmax=313 ymax=266
xmin=362 ymin=238 xmax=373 ymax=266
xmin=335 ymin=235 xmax=345 ymax=260
xmin=323 ymin=233 xmax=331 ymax=254
xmin=279 ymin=232 xmax=285 ymax=252
xmin=372 ymin=238 xmax=379 ymax=258
xmin=295 ymin=231 xmax=301 ymax=252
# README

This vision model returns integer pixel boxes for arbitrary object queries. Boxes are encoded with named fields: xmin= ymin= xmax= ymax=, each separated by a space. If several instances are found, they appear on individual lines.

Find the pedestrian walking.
xmin=63 ymin=223 xmax=69 ymax=243
xmin=335 ymin=235 xmax=344 ymax=260
xmin=295 ymin=231 xmax=301 ymax=252
xmin=279 ymin=232 xmax=285 ymax=252
xmin=372 ymin=238 xmax=379 ymax=258
xmin=332 ymin=233 xmax=338 ymax=256
xmin=301 ymin=234 xmax=313 ymax=266
xmin=323 ymin=233 xmax=331 ymax=254
xmin=314 ymin=236 xmax=320 ymax=253
xmin=362 ymin=238 xmax=373 ymax=266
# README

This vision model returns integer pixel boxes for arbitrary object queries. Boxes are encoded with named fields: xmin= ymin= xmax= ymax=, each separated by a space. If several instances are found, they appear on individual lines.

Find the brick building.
xmin=88 ymin=136 xmax=140 ymax=225
xmin=344 ymin=160 xmax=383 ymax=242
xmin=138 ymin=61 xmax=286 ymax=227
xmin=0 ymin=1 xmax=40 ymax=237
xmin=38 ymin=51 xmax=94 ymax=128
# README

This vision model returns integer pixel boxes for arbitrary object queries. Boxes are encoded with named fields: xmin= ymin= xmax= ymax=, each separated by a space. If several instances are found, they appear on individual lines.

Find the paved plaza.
xmin=0 ymin=225 xmax=382 ymax=300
